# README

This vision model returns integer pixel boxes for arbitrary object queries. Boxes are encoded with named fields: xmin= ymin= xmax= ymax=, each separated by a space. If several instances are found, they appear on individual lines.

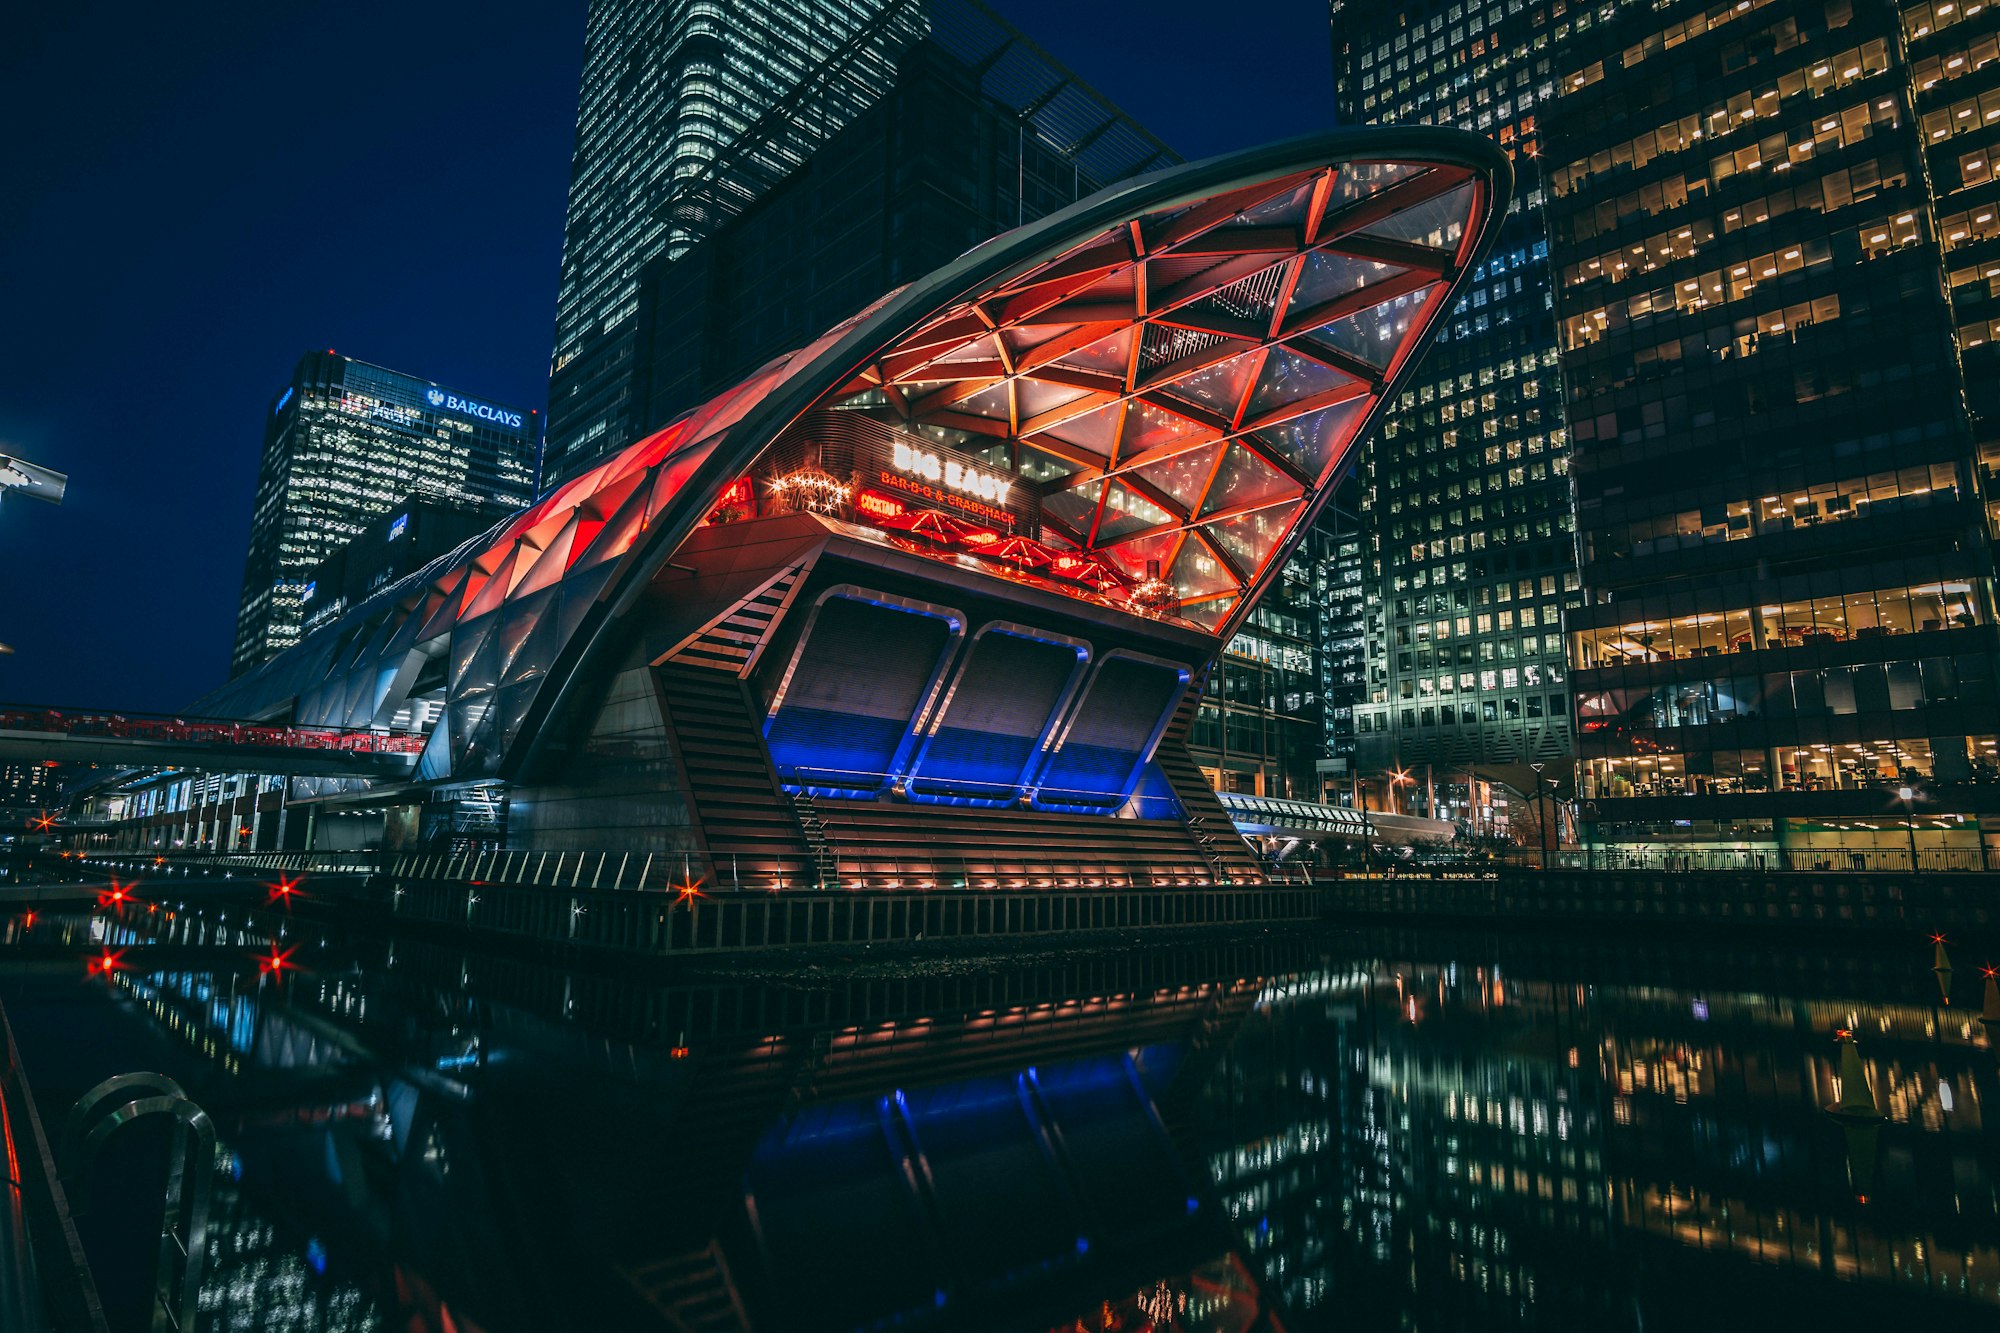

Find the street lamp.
xmin=1388 ymin=767 xmax=1412 ymax=816
xmin=1899 ymin=784 xmax=1920 ymax=874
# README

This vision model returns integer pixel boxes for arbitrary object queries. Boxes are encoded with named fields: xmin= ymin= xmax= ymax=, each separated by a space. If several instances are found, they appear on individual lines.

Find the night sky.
xmin=0 ymin=1 xmax=1333 ymax=712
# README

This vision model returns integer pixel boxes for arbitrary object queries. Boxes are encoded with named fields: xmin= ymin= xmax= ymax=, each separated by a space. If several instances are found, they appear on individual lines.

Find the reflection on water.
xmin=4 ymin=902 xmax=1998 ymax=1331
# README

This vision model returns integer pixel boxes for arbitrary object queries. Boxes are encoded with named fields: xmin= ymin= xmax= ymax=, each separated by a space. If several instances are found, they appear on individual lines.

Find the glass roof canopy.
xmin=202 ymin=129 xmax=1509 ymax=784
xmin=838 ymin=156 xmax=1494 ymax=628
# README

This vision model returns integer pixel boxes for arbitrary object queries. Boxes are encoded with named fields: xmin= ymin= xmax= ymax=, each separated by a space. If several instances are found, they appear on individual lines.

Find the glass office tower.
xmin=1328 ymin=1 xmax=1582 ymax=837
xmin=547 ymin=0 xmax=928 ymax=478
xmin=231 ymin=352 xmax=536 ymax=677
xmin=628 ymin=36 xmax=1174 ymax=430
xmin=1548 ymin=0 xmax=2000 ymax=865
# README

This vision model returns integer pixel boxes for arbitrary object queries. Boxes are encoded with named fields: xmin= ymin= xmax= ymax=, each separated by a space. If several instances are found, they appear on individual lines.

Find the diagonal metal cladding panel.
xmin=1030 ymin=651 xmax=1192 ymax=813
xmin=903 ymin=623 xmax=1090 ymax=805
xmin=762 ymin=587 xmax=964 ymax=796
xmin=192 ymin=128 xmax=1505 ymax=786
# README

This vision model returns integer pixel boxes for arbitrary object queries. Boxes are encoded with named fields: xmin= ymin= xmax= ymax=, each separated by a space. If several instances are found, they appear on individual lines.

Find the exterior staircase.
xmin=656 ymin=663 xmax=814 ymax=890
xmin=787 ymin=791 xmax=839 ymax=889
xmin=1149 ymin=692 xmax=1263 ymax=884
xmin=620 ymin=1242 xmax=751 ymax=1333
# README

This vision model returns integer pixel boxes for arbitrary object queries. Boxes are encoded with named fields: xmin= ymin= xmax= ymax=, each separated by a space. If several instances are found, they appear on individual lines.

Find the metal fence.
xmin=386 ymin=848 xmax=1313 ymax=893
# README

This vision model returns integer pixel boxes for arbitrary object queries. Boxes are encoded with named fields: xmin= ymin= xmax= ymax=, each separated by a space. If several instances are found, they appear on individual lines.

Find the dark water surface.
xmin=4 ymin=903 xmax=1996 ymax=1332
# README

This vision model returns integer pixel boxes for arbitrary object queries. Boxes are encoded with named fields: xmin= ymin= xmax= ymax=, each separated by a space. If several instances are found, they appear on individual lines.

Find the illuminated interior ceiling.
xmin=831 ymin=155 xmax=1496 ymax=629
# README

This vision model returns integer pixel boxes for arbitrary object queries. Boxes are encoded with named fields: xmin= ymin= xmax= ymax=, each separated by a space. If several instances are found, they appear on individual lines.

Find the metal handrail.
xmin=59 ymin=1076 xmax=213 ymax=1333
xmin=0 ymin=998 xmax=111 ymax=1333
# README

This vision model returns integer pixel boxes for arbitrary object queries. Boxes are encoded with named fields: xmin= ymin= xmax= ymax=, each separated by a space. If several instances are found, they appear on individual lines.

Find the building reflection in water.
xmin=12 ymin=902 xmax=1999 ymax=1331
xmin=1195 ymin=941 xmax=2000 ymax=1328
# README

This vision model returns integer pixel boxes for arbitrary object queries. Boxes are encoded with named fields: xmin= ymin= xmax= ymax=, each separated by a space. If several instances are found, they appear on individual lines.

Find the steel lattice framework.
xmin=848 ymin=157 xmax=1486 ymax=621
xmin=201 ymin=128 xmax=1509 ymax=786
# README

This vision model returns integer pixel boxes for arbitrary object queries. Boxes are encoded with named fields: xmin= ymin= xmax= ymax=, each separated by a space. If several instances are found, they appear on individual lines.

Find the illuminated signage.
xmin=388 ymin=513 xmax=408 ymax=541
xmin=425 ymin=387 xmax=524 ymax=429
xmin=891 ymin=441 xmax=1014 ymax=506
xmin=275 ymin=386 xmax=294 ymax=414
xmin=301 ymin=580 xmax=317 ymax=602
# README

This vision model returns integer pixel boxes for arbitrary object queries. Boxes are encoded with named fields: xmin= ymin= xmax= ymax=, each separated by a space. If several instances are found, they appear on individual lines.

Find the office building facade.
xmin=1549 ymin=0 xmax=2000 ymax=864
xmin=231 ymin=352 xmax=536 ymax=677
xmin=546 ymin=0 xmax=929 ymax=477
xmin=298 ymin=495 xmax=517 ymax=639
xmin=1189 ymin=527 xmax=1334 ymax=801
xmin=548 ymin=0 xmax=1175 ymax=480
xmin=1329 ymin=0 xmax=1583 ymax=838
xmin=629 ymin=39 xmax=1173 ymax=431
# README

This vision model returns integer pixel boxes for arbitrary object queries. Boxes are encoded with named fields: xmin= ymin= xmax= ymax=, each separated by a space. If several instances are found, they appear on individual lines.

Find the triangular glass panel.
xmin=1040 ymin=481 xmax=1103 ymax=535
xmin=1139 ymin=322 xmax=1236 ymax=374
xmin=1040 ymin=400 xmax=1120 ymax=462
xmin=1017 ymin=444 xmax=1085 ymax=483
xmin=935 ymin=331 xmax=1001 ymax=365
xmin=556 ymin=558 xmax=621 ymax=646
xmin=1325 ymin=161 xmax=1424 ymax=211
xmin=1360 ymin=179 xmax=1474 ymax=251
xmin=1003 ymin=322 xmax=1080 ymax=357
xmin=1119 ymin=400 xmax=1206 ymax=458
xmin=1203 ymin=442 xmax=1298 ymax=516
xmin=466 ymin=544 xmax=526 ymax=619
xmin=957 ymin=382 xmax=1012 ymax=420
xmin=501 ymin=604 xmax=563 ymax=689
xmin=1047 ymin=328 xmax=1133 ymax=376
xmin=1156 ymin=351 xmax=1260 ymax=419
xmin=1014 ymin=377 xmax=1098 ymax=420
xmin=1247 ymin=347 xmax=1356 ymax=417
xmin=1098 ymin=529 xmax=1181 ymax=582
xmin=1301 ymin=287 xmax=1429 ymax=370
xmin=1130 ymin=441 xmax=1222 ymax=512
xmin=1252 ymin=398 xmax=1370 ymax=478
xmin=494 ymin=588 xmax=557 ymax=685
xmin=1288 ymin=250 xmax=1405 ymax=314
xmin=416 ymin=710 xmax=453 ymax=783
xmin=385 ymin=597 xmax=432 ymax=657
xmin=645 ymin=438 xmax=720 ymax=525
xmin=573 ymin=486 xmax=650 ymax=571
xmin=1169 ymin=540 xmax=1237 ymax=599
xmin=1238 ymin=176 xmax=1318 ymax=228
xmin=492 ymin=680 xmax=543 ymax=762
xmin=1178 ymin=265 xmax=1288 ymax=329
xmin=1180 ymin=598 xmax=1229 ymax=630
xmin=514 ymin=521 xmax=577 ymax=598
xmin=1205 ymin=511 xmax=1287 ymax=575
xmin=447 ymin=696 xmax=497 ymax=775
xmin=448 ymin=614 xmax=498 ymax=694
xmin=1092 ymin=481 xmax=1174 ymax=542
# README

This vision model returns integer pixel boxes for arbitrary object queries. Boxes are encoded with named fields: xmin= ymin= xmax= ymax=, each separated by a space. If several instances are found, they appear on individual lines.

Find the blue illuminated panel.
xmin=1031 ymin=653 xmax=1189 ymax=813
xmin=905 ymin=625 xmax=1086 ymax=805
xmin=764 ymin=591 xmax=960 ymax=795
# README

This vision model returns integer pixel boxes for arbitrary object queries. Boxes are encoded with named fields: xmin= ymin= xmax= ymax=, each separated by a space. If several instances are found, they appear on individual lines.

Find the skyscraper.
xmin=230 ymin=352 xmax=536 ymax=677
xmin=1550 ymin=0 xmax=2000 ymax=866
xmin=1328 ymin=1 xmax=1582 ymax=838
xmin=627 ymin=33 xmax=1174 ymax=432
xmin=546 ymin=0 xmax=1180 ymax=482
xmin=546 ymin=0 xmax=930 ymax=478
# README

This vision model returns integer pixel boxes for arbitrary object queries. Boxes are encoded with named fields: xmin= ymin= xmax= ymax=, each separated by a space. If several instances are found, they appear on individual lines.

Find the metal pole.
xmin=1902 ymin=786 xmax=1920 ymax=874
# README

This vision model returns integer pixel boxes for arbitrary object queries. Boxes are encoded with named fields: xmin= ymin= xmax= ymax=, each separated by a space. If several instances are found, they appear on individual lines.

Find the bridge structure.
xmin=39 ymin=128 xmax=1509 ymax=902
xmin=0 ymin=704 xmax=421 ymax=779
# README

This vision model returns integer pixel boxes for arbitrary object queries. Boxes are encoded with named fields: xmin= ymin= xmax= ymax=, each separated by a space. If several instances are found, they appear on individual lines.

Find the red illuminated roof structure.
xmin=202 ymin=128 xmax=1509 ymax=787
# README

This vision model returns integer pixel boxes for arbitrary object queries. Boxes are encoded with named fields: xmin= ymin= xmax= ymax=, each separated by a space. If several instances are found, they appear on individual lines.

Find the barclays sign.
xmin=425 ymin=386 xmax=525 ymax=430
